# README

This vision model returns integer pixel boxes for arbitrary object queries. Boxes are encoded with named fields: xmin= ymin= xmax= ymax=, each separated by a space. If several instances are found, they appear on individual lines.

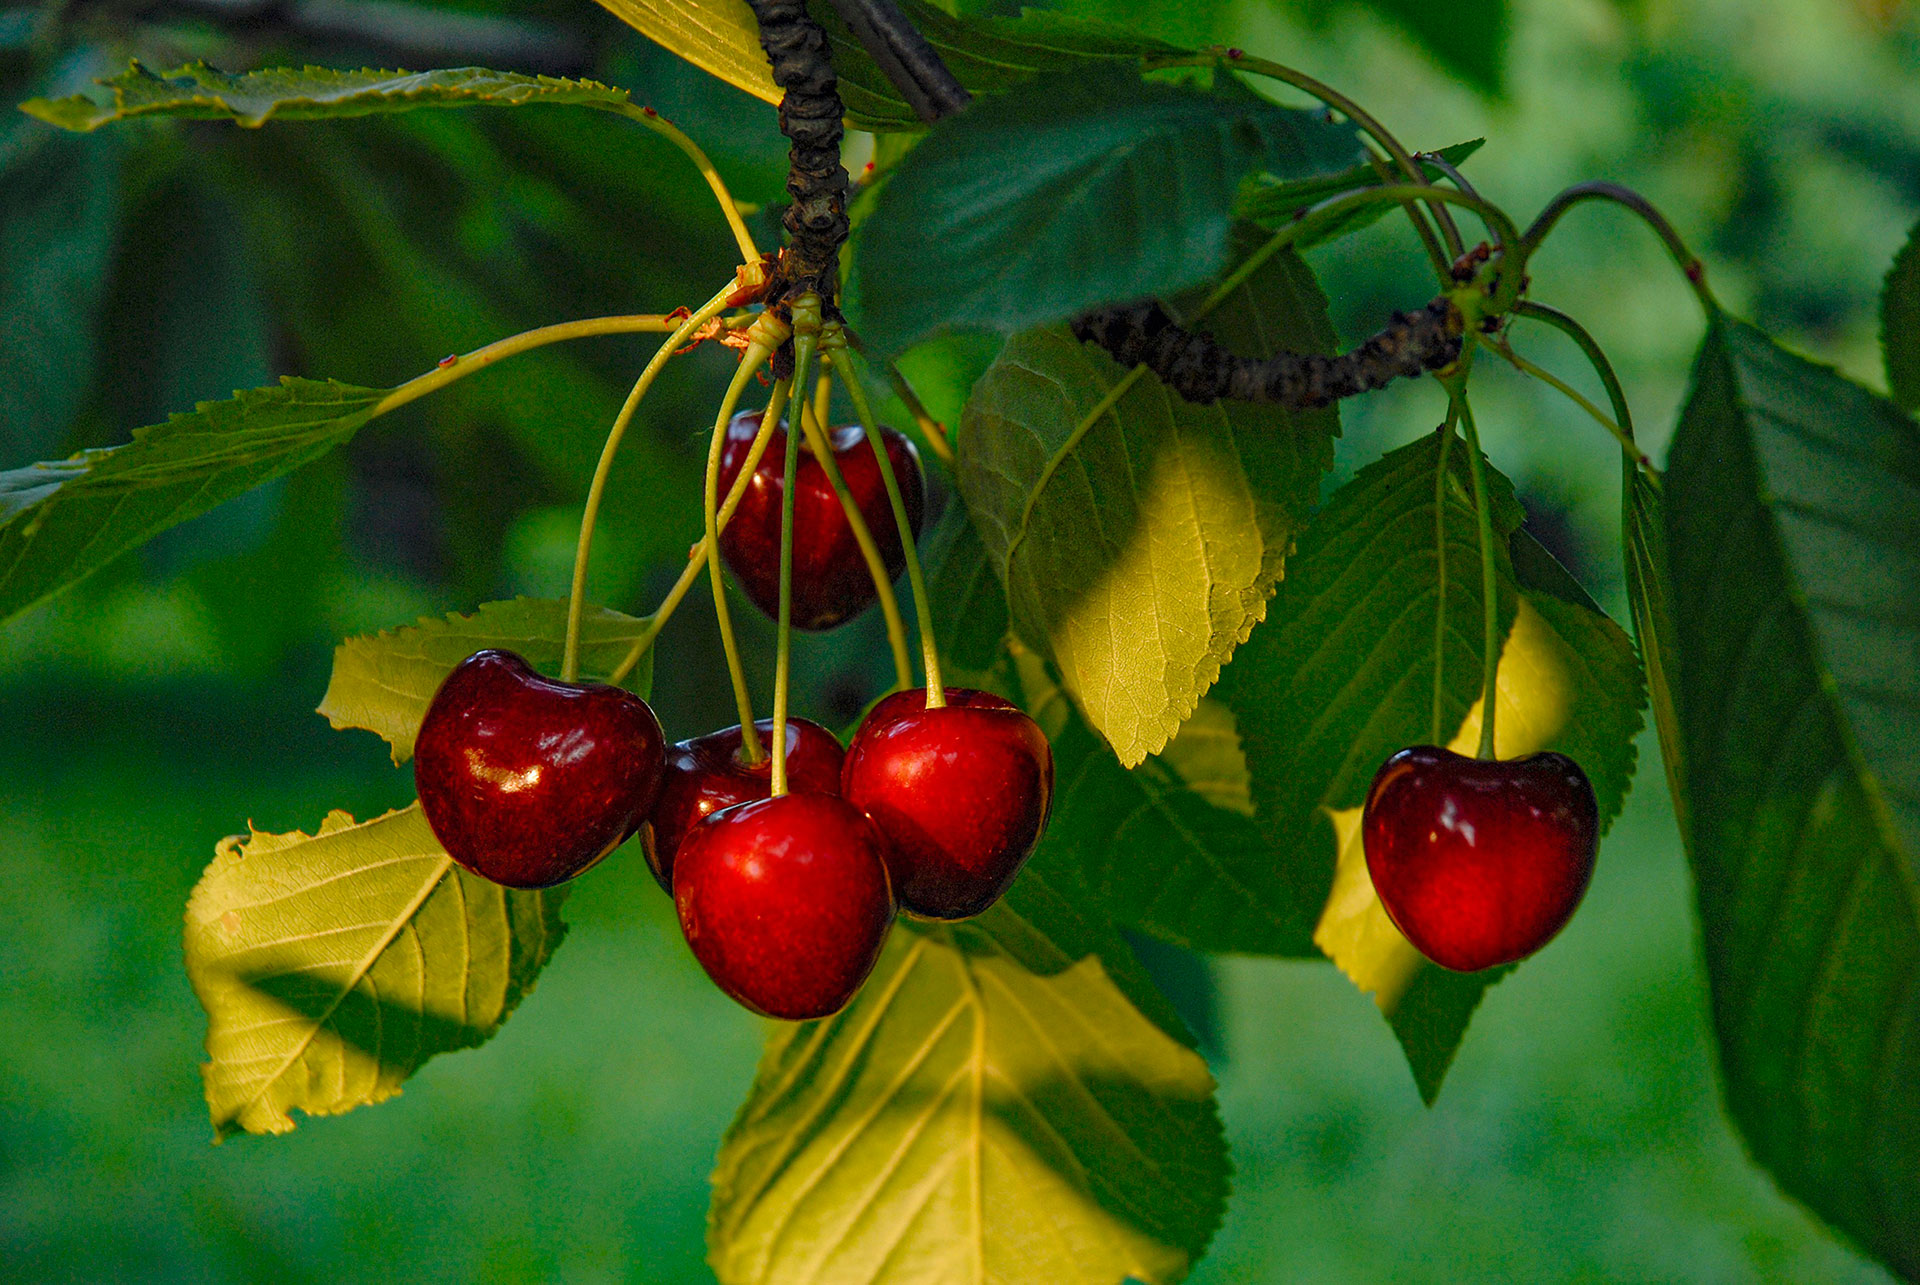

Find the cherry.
xmin=414 ymin=650 xmax=666 ymax=889
xmin=1361 ymin=745 xmax=1599 ymax=972
xmin=674 ymin=793 xmax=895 ymax=1020
xmin=644 ymin=717 xmax=846 ymax=894
xmin=715 ymin=409 xmax=925 ymax=631
xmin=841 ymin=687 xmax=1054 ymax=920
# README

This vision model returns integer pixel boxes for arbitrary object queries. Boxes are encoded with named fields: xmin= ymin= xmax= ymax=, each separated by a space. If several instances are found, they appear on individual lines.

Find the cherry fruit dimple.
xmin=842 ymin=687 xmax=1054 ymax=921
xmin=413 ymin=649 xmax=666 ymax=889
xmin=714 ymin=409 xmax=925 ymax=631
xmin=674 ymin=793 xmax=895 ymax=1020
xmin=644 ymin=717 xmax=845 ymax=894
xmin=1361 ymin=745 xmax=1599 ymax=972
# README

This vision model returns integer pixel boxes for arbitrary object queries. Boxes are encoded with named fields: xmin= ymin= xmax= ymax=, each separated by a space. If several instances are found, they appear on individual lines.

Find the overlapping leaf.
xmin=0 ymin=377 xmax=385 ymax=624
xmin=319 ymin=597 xmax=655 ymax=763
xmin=1665 ymin=316 xmax=1920 ymax=1279
xmin=706 ymin=857 xmax=1227 ymax=1285
xmin=1218 ymin=434 xmax=1643 ymax=1099
xmin=1882 ymin=217 xmax=1920 ymax=413
xmin=185 ymin=805 xmax=567 ymax=1139
xmin=853 ymin=70 xmax=1359 ymax=357
xmin=22 ymin=62 xmax=643 ymax=131
xmin=958 ymin=232 xmax=1340 ymax=766
xmin=1236 ymin=139 xmax=1483 ymax=251
xmin=591 ymin=0 xmax=1179 ymax=132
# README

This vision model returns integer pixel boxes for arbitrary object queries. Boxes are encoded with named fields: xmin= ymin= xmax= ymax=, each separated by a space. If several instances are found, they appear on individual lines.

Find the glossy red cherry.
xmin=841 ymin=687 xmax=1054 ymax=920
xmin=1361 ymin=745 xmax=1599 ymax=972
xmin=644 ymin=717 xmax=846 ymax=894
xmin=413 ymin=649 xmax=665 ymax=889
xmin=715 ymin=409 xmax=925 ymax=631
xmin=674 ymin=793 xmax=895 ymax=1020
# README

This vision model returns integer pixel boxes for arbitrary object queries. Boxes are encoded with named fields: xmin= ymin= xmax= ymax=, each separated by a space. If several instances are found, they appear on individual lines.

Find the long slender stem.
xmin=839 ymin=347 xmax=943 ymax=704
xmin=370 ymin=313 xmax=697 ymax=417
xmin=1364 ymin=147 xmax=1451 ymax=283
xmin=1430 ymin=404 xmax=1461 ymax=746
xmin=1453 ymin=385 xmax=1501 ymax=761
xmin=1491 ymin=339 xmax=1652 ymax=474
xmin=1518 ymin=181 xmax=1718 ymax=315
xmin=772 ymin=307 xmax=824 ymax=795
xmin=706 ymin=334 xmax=786 ymax=763
xmin=562 ymin=286 xmax=736 ymax=681
xmin=857 ymin=344 xmax=954 ymax=466
xmin=607 ymin=380 xmax=791 ymax=686
xmin=795 ymin=397 xmax=915 ymax=688
xmin=606 ymin=103 xmax=760 ymax=265
xmin=1512 ymin=302 xmax=1649 ymax=469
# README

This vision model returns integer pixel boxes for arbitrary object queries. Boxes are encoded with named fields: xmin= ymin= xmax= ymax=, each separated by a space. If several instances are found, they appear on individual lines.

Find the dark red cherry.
xmin=715 ymin=409 xmax=925 ymax=631
xmin=841 ymin=687 xmax=1054 ymax=921
xmin=1361 ymin=745 xmax=1599 ymax=972
xmin=413 ymin=649 xmax=665 ymax=889
xmin=644 ymin=717 xmax=846 ymax=894
xmin=674 ymin=793 xmax=895 ymax=1020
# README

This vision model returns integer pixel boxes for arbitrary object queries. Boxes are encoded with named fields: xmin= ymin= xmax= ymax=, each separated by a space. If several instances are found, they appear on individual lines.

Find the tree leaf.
xmin=21 ymin=61 xmax=646 ymax=132
xmin=957 ymin=232 xmax=1340 ymax=766
xmin=1664 ymin=316 xmax=1920 ymax=1279
xmin=1624 ymin=468 xmax=1690 ymax=841
xmin=318 ymin=598 xmax=656 ymax=764
xmin=851 ymin=69 xmax=1360 ymax=357
xmin=1236 ymin=138 xmax=1484 ymax=251
xmin=1881 ymin=217 xmax=1920 ymax=413
xmin=1351 ymin=0 xmax=1511 ymax=97
xmin=705 ymin=857 xmax=1227 ymax=1285
xmin=0 ymin=126 xmax=122 ymax=461
xmin=1218 ymin=433 xmax=1643 ymax=1100
xmin=590 ymin=0 xmax=1181 ymax=133
xmin=184 ymin=805 xmax=567 ymax=1139
xmin=0 ymin=377 xmax=385 ymax=625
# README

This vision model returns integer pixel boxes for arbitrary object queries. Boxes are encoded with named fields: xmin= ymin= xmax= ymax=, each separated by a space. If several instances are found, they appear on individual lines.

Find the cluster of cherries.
xmin=410 ymin=413 xmax=1053 ymax=1021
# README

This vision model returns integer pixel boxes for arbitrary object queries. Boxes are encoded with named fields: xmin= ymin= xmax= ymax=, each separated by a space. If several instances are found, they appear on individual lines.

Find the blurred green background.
xmin=2 ymin=0 xmax=1914 ymax=1278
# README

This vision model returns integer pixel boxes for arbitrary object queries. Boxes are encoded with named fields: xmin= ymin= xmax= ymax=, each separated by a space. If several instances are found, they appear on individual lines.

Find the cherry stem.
xmin=707 ymin=316 xmax=793 ymax=764
xmin=1451 ymin=378 xmax=1502 ymax=761
xmin=813 ymin=361 xmax=834 ymax=433
xmin=1430 ymin=403 xmax=1461 ymax=747
xmin=1509 ymin=302 xmax=1655 ymax=482
xmin=838 ymin=344 xmax=944 ymax=706
xmin=562 ymin=286 xmax=737 ymax=683
xmin=773 ymin=299 xmax=826 ymax=795
xmin=607 ymin=103 xmax=761 ymax=266
xmin=607 ymin=380 xmax=791 ymax=686
xmin=1490 ymin=338 xmax=1653 ymax=478
xmin=371 ymin=313 xmax=707 ymax=419
xmin=794 ymin=392 xmax=915 ymax=689
xmin=849 ymin=337 xmax=954 ymax=466
xmin=1518 ymin=181 xmax=1718 ymax=316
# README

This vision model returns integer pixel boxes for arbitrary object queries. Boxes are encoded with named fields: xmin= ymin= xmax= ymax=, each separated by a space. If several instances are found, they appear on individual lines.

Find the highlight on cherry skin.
xmin=842 ymin=686 xmax=1055 ymax=921
xmin=674 ymin=792 xmax=896 ymax=1021
xmin=413 ymin=649 xmax=667 ymax=890
xmin=644 ymin=716 xmax=846 ymax=894
xmin=714 ymin=409 xmax=926 ymax=631
xmin=1360 ymin=744 xmax=1600 ymax=973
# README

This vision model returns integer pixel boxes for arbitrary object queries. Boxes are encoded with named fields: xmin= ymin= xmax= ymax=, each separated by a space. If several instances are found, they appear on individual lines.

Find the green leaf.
xmin=1236 ymin=138 xmax=1484 ymax=251
xmin=0 ymin=126 xmax=122 ymax=461
xmin=1664 ymin=316 xmax=1920 ymax=1279
xmin=852 ymin=69 xmax=1360 ymax=357
xmin=957 ymin=232 xmax=1340 ymax=766
xmin=0 ymin=377 xmax=386 ymax=625
xmin=318 ymin=598 xmax=656 ymax=764
xmin=21 ymin=61 xmax=645 ymax=132
xmin=1881 ymin=217 xmax=1920 ymax=412
xmin=591 ymin=0 xmax=1181 ymax=133
xmin=1624 ymin=468 xmax=1690 ymax=841
xmin=184 ymin=804 xmax=567 ymax=1139
xmin=705 ymin=859 xmax=1227 ymax=1285
xmin=1349 ymin=0 xmax=1511 ymax=97
xmin=1218 ymin=433 xmax=1643 ymax=1100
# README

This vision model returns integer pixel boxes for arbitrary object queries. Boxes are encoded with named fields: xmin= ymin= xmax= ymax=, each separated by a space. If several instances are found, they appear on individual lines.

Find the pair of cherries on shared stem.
xmin=1361 ymin=745 xmax=1599 ymax=972
xmin=664 ymin=687 xmax=1054 ymax=1020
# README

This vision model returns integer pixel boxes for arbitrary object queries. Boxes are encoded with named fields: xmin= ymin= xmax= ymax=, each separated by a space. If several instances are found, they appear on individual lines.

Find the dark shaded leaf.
xmin=1882 ymin=217 xmax=1920 ymax=412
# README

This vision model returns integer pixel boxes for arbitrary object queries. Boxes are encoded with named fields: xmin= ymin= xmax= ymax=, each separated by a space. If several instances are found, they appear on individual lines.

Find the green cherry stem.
xmin=1509 ymin=301 xmax=1654 ymax=480
xmin=707 ymin=316 xmax=793 ymax=765
xmin=772 ymin=298 xmax=826 ymax=796
xmin=562 ymin=284 xmax=737 ymax=682
xmin=607 ymin=378 xmax=791 ymax=687
xmin=1518 ymin=181 xmax=1719 ymax=316
xmin=1430 ymin=402 xmax=1462 ymax=747
xmin=606 ymin=103 xmax=761 ymax=266
xmin=838 ymin=343 xmax=944 ymax=706
xmin=794 ymin=395 xmax=915 ymax=689
xmin=1450 ymin=375 xmax=1502 ymax=761
xmin=1490 ymin=339 xmax=1652 ymax=476
xmin=852 ymin=339 xmax=955 ymax=466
